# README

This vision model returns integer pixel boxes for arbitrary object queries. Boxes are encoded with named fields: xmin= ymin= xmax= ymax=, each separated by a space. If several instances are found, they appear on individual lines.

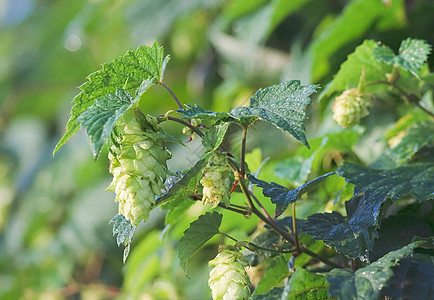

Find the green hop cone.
xmin=107 ymin=113 xmax=171 ymax=225
xmin=208 ymin=246 xmax=251 ymax=300
xmin=332 ymin=88 xmax=371 ymax=128
xmin=200 ymin=152 xmax=233 ymax=208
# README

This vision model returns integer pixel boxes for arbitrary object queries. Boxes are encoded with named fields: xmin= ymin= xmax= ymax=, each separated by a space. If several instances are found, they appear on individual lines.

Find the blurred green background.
xmin=1 ymin=0 xmax=433 ymax=299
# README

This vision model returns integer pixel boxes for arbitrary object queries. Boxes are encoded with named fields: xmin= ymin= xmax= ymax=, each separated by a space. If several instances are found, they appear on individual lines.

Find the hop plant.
xmin=107 ymin=113 xmax=171 ymax=225
xmin=332 ymin=88 xmax=371 ymax=128
xmin=200 ymin=152 xmax=233 ymax=208
xmin=208 ymin=246 xmax=251 ymax=300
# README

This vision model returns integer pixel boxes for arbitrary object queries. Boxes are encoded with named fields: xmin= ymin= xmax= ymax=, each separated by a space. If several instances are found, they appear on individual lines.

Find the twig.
xmin=160 ymin=81 xmax=183 ymax=109
xmin=240 ymin=126 xmax=248 ymax=177
xmin=292 ymin=203 xmax=300 ymax=254
xmin=164 ymin=115 xmax=205 ymax=137
xmin=367 ymin=80 xmax=434 ymax=118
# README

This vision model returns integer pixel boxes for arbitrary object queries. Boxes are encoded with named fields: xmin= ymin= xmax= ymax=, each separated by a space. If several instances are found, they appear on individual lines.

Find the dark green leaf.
xmin=249 ymin=172 xmax=335 ymax=217
xmin=327 ymin=238 xmax=434 ymax=300
xmin=178 ymin=212 xmax=222 ymax=273
xmin=252 ymin=288 xmax=285 ymax=300
xmin=374 ymin=38 xmax=432 ymax=76
xmin=231 ymin=80 xmax=317 ymax=148
xmin=78 ymin=79 xmax=154 ymax=158
xmin=254 ymin=256 xmax=290 ymax=295
xmin=389 ymin=121 xmax=434 ymax=165
xmin=302 ymin=163 xmax=434 ymax=259
xmin=202 ymin=122 xmax=230 ymax=151
xmin=370 ymin=215 xmax=432 ymax=262
xmin=287 ymin=268 xmax=330 ymax=300
xmin=110 ymin=214 xmax=136 ymax=263
xmin=339 ymin=163 xmax=434 ymax=202
xmin=54 ymin=41 xmax=168 ymax=154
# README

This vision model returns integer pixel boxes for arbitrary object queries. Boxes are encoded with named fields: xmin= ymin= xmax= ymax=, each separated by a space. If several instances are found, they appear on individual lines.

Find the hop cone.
xmin=208 ymin=246 xmax=251 ymax=300
xmin=332 ymin=88 xmax=370 ymax=128
xmin=107 ymin=114 xmax=171 ymax=225
xmin=200 ymin=152 xmax=233 ymax=208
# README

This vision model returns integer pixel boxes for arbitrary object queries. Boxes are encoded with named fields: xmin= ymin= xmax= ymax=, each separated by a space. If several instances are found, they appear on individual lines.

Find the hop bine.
xmin=107 ymin=113 xmax=171 ymax=225
xmin=208 ymin=246 xmax=252 ymax=300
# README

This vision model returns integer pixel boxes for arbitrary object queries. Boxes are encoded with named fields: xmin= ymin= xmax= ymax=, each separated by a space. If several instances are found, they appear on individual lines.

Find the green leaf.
xmin=54 ymin=41 xmax=168 ymax=155
xmin=248 ymin=172 xmax=335 ymax=217
xmin=157 ymin=159 xmax=206 ymax=207
xmin=320 ymin=40 xmax=391 ymax=100
xmin=78 ymin=79 xmax=154 ymax=159
xmin=202 ymin=122 xmax=230 ymax=152
xmin=389 ymin=121 xmax=434 ymax=165
xmin=287 ymin=268 xmax=330 ymax=300
xmin=231 ymin=80 xmax=318 ymax=148
xmin=302 ymin=163 xmax=434 ymax=259
xmin=177 ymin=104 xmax=236 ymax=123
xmin=310 ymin=0 xmax=405 ymax=80
xmin=373 ymin=38 xmax=432 ymax=75
xmin=110 ymin=214 xmax=136 ymax=263
xmin=178 ymin=212 xmax=222 ymax=273
xmin=254 ymin=256 xmax=290 ymax=295
xmin=327 ymin=238 xmax=434 ymax=300
xmin=179 ymin=81 xmax=317 ymax=148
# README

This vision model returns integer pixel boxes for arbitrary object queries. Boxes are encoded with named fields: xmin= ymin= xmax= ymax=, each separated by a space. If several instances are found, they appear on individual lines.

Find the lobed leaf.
xmin=178 ymin=212 xmax=222 ymax=273
xmin=373 ymin=38 xmax=432 ymax=75
xmin=327 ymin=238 xmax=434 ymax=300
xmin=231 ymin=80 xmax=318 ymax=148
xmin=302 ymin=163 xmax=434 ymax=259
xmin=179 ymin=81 xmax=318 ymax=148
xmin=249 ymin=172 xmax=335 ymax=217
xmin=54 ymin=41 xmax=168 ymax=154
xmin=320 ymin=40 xmax=391 ymax=100
xmin=78 ymin=79 xmax=154 ymax=159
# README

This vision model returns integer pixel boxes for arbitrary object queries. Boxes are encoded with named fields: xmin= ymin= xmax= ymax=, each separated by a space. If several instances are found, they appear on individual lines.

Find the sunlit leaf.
xmin=54 ymin=41 xmax=168 ymax=154
xmin=373 ymin=38 xmax=432 ymax=75
xmin=178 ymin=212 xmax=222 ymax=273
xmin=78 ymin=79 xmax=154 ymax=158
xmin=231 ymin=80 xmax=317 ymax=148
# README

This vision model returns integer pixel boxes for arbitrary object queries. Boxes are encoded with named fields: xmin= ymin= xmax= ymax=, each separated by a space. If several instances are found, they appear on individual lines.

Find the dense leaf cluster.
xmin=54 ymin=35 xmax=433 ymax=300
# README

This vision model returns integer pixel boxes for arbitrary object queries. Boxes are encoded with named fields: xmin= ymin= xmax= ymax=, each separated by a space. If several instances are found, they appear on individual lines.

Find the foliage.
xmin=1 ymin=0 xmax=434 ymax=299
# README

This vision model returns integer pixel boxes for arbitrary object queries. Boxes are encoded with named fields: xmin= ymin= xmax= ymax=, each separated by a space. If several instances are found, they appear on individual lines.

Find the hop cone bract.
xmin=107 ymin=114 xmax=171 ymax=225
xmin=208 ymin=246 xmax=251 ymax=300
xmin=200 ymin=152 xmax=233 ymax=208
